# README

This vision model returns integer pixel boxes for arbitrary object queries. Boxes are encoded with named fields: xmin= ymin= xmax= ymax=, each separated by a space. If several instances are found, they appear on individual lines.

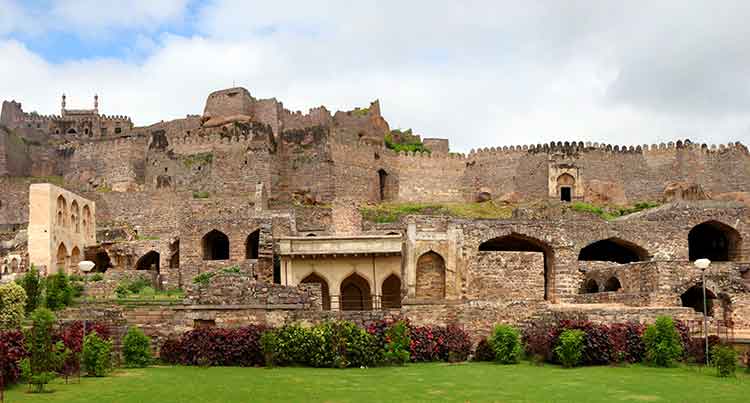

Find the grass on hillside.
xmin=360 ymin=201 xmax=513 ymax=223
xmin=569 ymin=201 xmax=660 ymax=220
xmin=4 ymin=363 xmax=749 ymax=403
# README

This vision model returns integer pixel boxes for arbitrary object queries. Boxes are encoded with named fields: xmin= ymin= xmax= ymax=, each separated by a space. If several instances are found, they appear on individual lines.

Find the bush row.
xmin=161 ymin=320 xmax=474 ymax=368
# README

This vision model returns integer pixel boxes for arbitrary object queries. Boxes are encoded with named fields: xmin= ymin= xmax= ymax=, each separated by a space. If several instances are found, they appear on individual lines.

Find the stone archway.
xmin=245 ymin=229 xmax=260 ymax=259
xmin=70 ymin=247 xmax=81 ymax=272
xmin=381 ymin=274 xmax=402 ymax=309
xmin=56 ymin=243 xmax=68 ymax=274
xmin=581 ymin=278 xmax=598 ymax=294
xmin=301 ymin=273 xmax=331 ymax=310
xmin=579 ymin=238 xmax=649 ymax=264
xmin=688 ymin=220 xmax=741 ymax=261
xmin=416 ymin=251 xmax=446 ymax=299
xmin=603 ymin=277 xmax=622 ymax=292
xmin=136 ymin=251 xmax=160 ymax=272
xmin=202 ymin=230 xmax=229 ymax=260
xmin=478 ymin=233 xmax=555 ymax=300
xmin=557 ymin=173 xmax=575 ymax=202
xmin=340 ymin=273 xmax=372 ymax=311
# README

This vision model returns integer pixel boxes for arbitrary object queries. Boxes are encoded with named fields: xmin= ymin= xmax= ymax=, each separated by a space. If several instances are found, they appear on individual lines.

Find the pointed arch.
xmin=688 ymin=220 xmax=741 ymax=261
xmin=202 ymin=230 xmax=229 ymax=260
xmin=82 ymin=205 xmax=92 ymax=234
xmin=381 ymin=274 xmax=402 ymax=309
xmin=9 ymin=258 xmax=18 ymax=273
xmin=70 ymin=246 xmax=81 ymax=271
xmin=245 ymin=229 xmax=260 ymax=259
xmin=71 ymin=200 xmax=80 ymax=233
xmin=136 ymin=250 xmax=160 ymax=272
xmin=377 ymin=169 xmax=388 ymax=201
xmin=340 ymin=273 xmax=372 ymax=311
xmin=169 ymin=239 xmax=180 ymax=268
xmin=56 ymin=243 xmax=68 ymax=273
xmin=56 ymin=195 xmax=68 ymax=226
xmin=301 ymin=272 xmax=330 ymax=310
xmin=578 ymin=238 xmax=649 ymax=264
xmin=478 ymin=232 xmax=555 ymax=300
xmin=416 ymin=251 xmax=446 ymax=299
xmin=603 ymin=277 xmax=622 ymax=292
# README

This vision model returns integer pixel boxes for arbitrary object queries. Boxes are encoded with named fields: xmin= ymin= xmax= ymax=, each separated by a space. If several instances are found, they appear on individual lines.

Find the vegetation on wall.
xmin=360 ymin=201 xmax=513 ymax=223
xmin=569 ymin=201 xmax=660 ymax=220
xmin=182 ymin=152 xmax=213 ymax=168
xmin=384 ymin=129 xmax=431 ymax=154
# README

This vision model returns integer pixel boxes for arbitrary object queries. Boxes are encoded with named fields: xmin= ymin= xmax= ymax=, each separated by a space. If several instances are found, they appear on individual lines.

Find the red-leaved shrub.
xmin=473 ymin=337 xmax=495 ymax=361
xmin=163 ymin=325 xmax=267 ymax=366
xmin=408 ymin=324 xmax=471 ymax=362
xmin=0 ymin=330 xmax=27 ymax=386
xmin=608 ymin=323 xmax=646 ymax=363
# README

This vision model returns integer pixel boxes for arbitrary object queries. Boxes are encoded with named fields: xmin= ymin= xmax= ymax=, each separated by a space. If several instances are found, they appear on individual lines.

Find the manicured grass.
xmin=4 ymin=363 xmax=749 ymax=402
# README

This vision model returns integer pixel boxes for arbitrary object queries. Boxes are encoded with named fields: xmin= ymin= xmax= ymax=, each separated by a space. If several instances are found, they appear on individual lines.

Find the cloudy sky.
xmin=1 ymin=1 xmax=749 ymax=152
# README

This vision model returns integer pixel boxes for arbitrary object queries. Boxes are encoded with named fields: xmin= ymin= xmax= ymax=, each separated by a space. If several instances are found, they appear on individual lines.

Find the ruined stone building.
xmin=1 ymin=87 xmax=749 ymax=343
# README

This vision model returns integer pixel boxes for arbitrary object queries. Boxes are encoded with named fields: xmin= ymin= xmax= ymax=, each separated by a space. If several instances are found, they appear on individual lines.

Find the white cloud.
xmin=1 ymin=1 xmax=750 ymax=152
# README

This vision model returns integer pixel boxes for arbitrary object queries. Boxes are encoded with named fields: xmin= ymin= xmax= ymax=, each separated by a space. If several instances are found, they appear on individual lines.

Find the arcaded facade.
xmin=1 ymin=87 xmax=749 ymax=344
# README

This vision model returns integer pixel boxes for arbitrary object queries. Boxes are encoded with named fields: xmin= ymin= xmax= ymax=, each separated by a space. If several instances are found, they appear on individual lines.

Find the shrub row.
xmin=161 ymin=325 xmax=268 ymax=367
xmin=408 ymin=324 xmax=472 ymax=363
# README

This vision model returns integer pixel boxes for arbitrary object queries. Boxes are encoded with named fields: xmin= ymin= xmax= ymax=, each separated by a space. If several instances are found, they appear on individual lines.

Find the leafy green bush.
xmin=26 ymin=308 xmax=57 ymax=392
xmin=642 ymin=316 xmax=683 ymax=367
xmin=89 ymin=273 xmax=104 ymax=282
xmin=69 ymin=274 xmax=84 ymax=282
xmin=711 ymin=345 xmax=737 ymax=377
xmin=82 ymin=333 xmax=112 ymax=377
xmin=122 ymin=327 xmax=152 ymax=368
xmin=45 ymin=272 xmax=73 ymax=310
xmin=555 ymin=329 xmax=585 ymax=368
xmin=383 ymin=321 xmax=410 ymax=365
xmin=0 ymin=282 xmax=27 ymax=330
xmin=114 ymin=284 xmax=129 ymax=298
xmin=489 ymin=324 xmax=523 ymax=364
xmin=262 ymin=324 xmax=314 ymax=366
xmin=19 ymin=266 xmax=43 ymax=313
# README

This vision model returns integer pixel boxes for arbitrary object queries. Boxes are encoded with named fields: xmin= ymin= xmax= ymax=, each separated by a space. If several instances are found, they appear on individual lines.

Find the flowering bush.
xmin=383 ymin=321 xmax=410 ymax=365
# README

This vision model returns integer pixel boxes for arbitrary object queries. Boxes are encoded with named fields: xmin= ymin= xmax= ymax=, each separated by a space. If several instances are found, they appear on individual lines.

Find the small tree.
xmin=555 ymin=329 xmax=585 ymax=368
xmin=711 ymin=345 xmax=737 ymax=377
xmin=642 ymin=316 xmax=683 ymax=367
xmin=122 ymin=327 xmax=152 ymax=368
xmin=19 ymin=266 xmax=43 ymax=314
xmin=26 ymin=308 xmax=57 ymax=393
xmin=489 ymin=324 xmax=523 ymax=364
xmin=383 ymin=321 xmax=410 ymax=365
xmin=82 ymin=333 xmax=112 ymax=377
xmin=0 ymin=282 xmax=27 ymax=330
xmin=45 ymin=272 xmax=73 ymax=310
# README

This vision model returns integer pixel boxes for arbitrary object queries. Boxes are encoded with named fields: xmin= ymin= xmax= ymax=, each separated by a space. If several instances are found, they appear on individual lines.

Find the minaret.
xmin=94 ymin=94 xmax=99 ymax=112
xmin=61 ymin=93 xmax=66 ymax=113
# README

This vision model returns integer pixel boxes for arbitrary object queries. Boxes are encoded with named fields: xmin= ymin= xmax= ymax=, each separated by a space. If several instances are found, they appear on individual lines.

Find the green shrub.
xmin=192 ymin=191 xmax=210 ymax=199
xmin=555 ymin=329 xmax=585 ymax=368
xmin=19 ymin=266 xmax=43 ymax=313
xmin=262 ymin=324 xmax=314 ymax=366
xmin=0 ymin=282 xmax=27 ymax=330
xmin=71 ymin=281 xmax=85 ymax=298
xmin=122 ymin=327 xmax=152 ymax=368
xmin=642 ymin=316 xmax=683 ymax=367
xmin=89 ymin=273 xmax=104 ymax=282
xmin=126 ymin=278 xmax=150 ymax=294
xmin=114 ymin=284 xmax=129 ymax=298
xmin=69 ymin=274 xmax=84 ymax=282
xmin=384 ymin=321 xmax=411 ymax=365
xmin=82 ymin=333 xmax=112 ymax=377
xmin=711 ymin=345 xmax=737 ymax=377
xmin=45 ymin=272 xmax=73 ymax=310
xmin=192 ymin=272 xmax=214 ymax=286
xmin=489 ymin=325 xmax=523 ymax=364
xmin=26 ymin=308 xmax=57 ymax=392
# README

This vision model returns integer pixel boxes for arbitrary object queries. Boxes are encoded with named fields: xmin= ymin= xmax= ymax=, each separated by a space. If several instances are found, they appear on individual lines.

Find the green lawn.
xmin=4 ymin=363 xmax=749 ymax=403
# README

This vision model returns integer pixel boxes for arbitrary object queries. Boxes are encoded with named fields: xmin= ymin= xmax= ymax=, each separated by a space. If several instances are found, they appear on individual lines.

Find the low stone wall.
xmin=185 ymin=274 xmax=322 ymax=308
xmin=568 ymin=291 xmax=652 ymax=306
xmin=82 ymin=270 xmax=156 ymax=298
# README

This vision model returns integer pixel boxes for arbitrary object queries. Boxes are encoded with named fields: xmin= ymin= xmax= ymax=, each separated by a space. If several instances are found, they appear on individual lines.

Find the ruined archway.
xmin=603 ymin=277 xmax=622 ymax=292
xmin=245 ymin=229 xmax=260 ymax=259
xmin=681 ymin=285 xmax=717 ymax=316
xmin=578 ymin=238 xmax=649 ymax=264
xmin=93 ymin=251 xmax=112 ymax=272
xmin=688 ymin=221 xmax=741 ymax=261
xmin=340 ymin=273 xmax=372 ymax=311
xmin=56 ymin=243 xmax=68 ymax=273
xmin=202 ymin=230 xmax=229 ymax=260
xmin=581 ymin=278 xmax=598 ymax=294
xmin=136 ymin=251 xmax=160 ymax=272
xmin=377 ymin=169 xmax=388 ymax=201
xmin=301 ymin=273 xmax=331 ymax=310
xmin=479 ymin=233 xmax=554 ymax=300
xmin=169 ymin=240 xmax=180 ymax=268
xmin=381 ymin=274 xmax=402 ymax=309
xmin=416 ymin=251 xmax=446 ymax=299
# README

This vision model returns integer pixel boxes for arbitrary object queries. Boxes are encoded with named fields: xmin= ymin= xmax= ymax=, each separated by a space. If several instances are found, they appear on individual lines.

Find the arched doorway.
xmin=56 ymin=243 xmax=68 ymax=274
xmin=9 ymin=258 xmax=18 ymax=274
xmin=579 ymin=238 xmax=649 ymax=263
xmin=688 ymin=221 xmax=741 ymax=261
xmin=381 ymin=274 xmax=402 ymax=309
xmin=169 ymin=240 xmax=180 ymax=269
xmin=136 ymin=251 xmax=160 ymax=272
xmin=202 ymin=230 xmax=229 ymax=260
xmin=603 ymin=277 xmax=622 ymax=292
xmin=301 ymin=273 xmax=331 ymax=310
xmin=416 ymin=251 xmax=446 ymax=299
xmin=245 ymin=229 xmax=260 ymax=259
xmin=557 ymin=173 xmax=575 ymax=202
xmin=681 ymin=285 xmax=717 ymax=316
xmin=479 ymin=233 xmax=554 ymax=300
xmin=340 ymin=273 xmax=372 ymax=311
xmin=378 ymin=169 xmax=388 ymax=201
xmin=70 ymin=247 xmax=81 ymax=272
xmin=581 ymin=278 xmax=598 ymax=294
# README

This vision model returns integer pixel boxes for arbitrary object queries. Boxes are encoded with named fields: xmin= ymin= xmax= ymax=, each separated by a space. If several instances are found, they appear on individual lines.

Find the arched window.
xmin=82 ymin=205 xmax=92 ymax=234
xmin=557 ymin=173 xmax=575 ymax=202
xmin=340 ymin=273 xmax=372 ymax=311
xmin=688 ymin=221 xmax=741 ymax=261
xmin=479 ymin=233 xmax=554 ymax=300
xmin=56 ymin=195 xmax=67 ymax=226
xmin=381 ymin=274 xmax=402 ymax=309
xmin=681 ymin=285 xmax=717 ymax=316
xmin=136 ymin=251 xmax=160 ymax=272
xmin=202 ymin=230 xmax=230 ymax=260
xmin=416 ymin=251 xmax=446 ymax=299
xmin=581 ymin=278 xmax=598 ymax=294
xmin=9 ymin=258 xmax=18 ymax=273
xmin=245 ymin=229 xmax=260 ymax=259
xmin=603 ymin=277 xmax=622 ymax=292
xmin=56 ymin=243 xmax=68 ymax=273
xmin=578 ymin=238 xmax=649 ymax=264
xmin=71 ymin=201 xmax=80 ymax=233
xmin=301 ymin=273 xmax=330 ymax=310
